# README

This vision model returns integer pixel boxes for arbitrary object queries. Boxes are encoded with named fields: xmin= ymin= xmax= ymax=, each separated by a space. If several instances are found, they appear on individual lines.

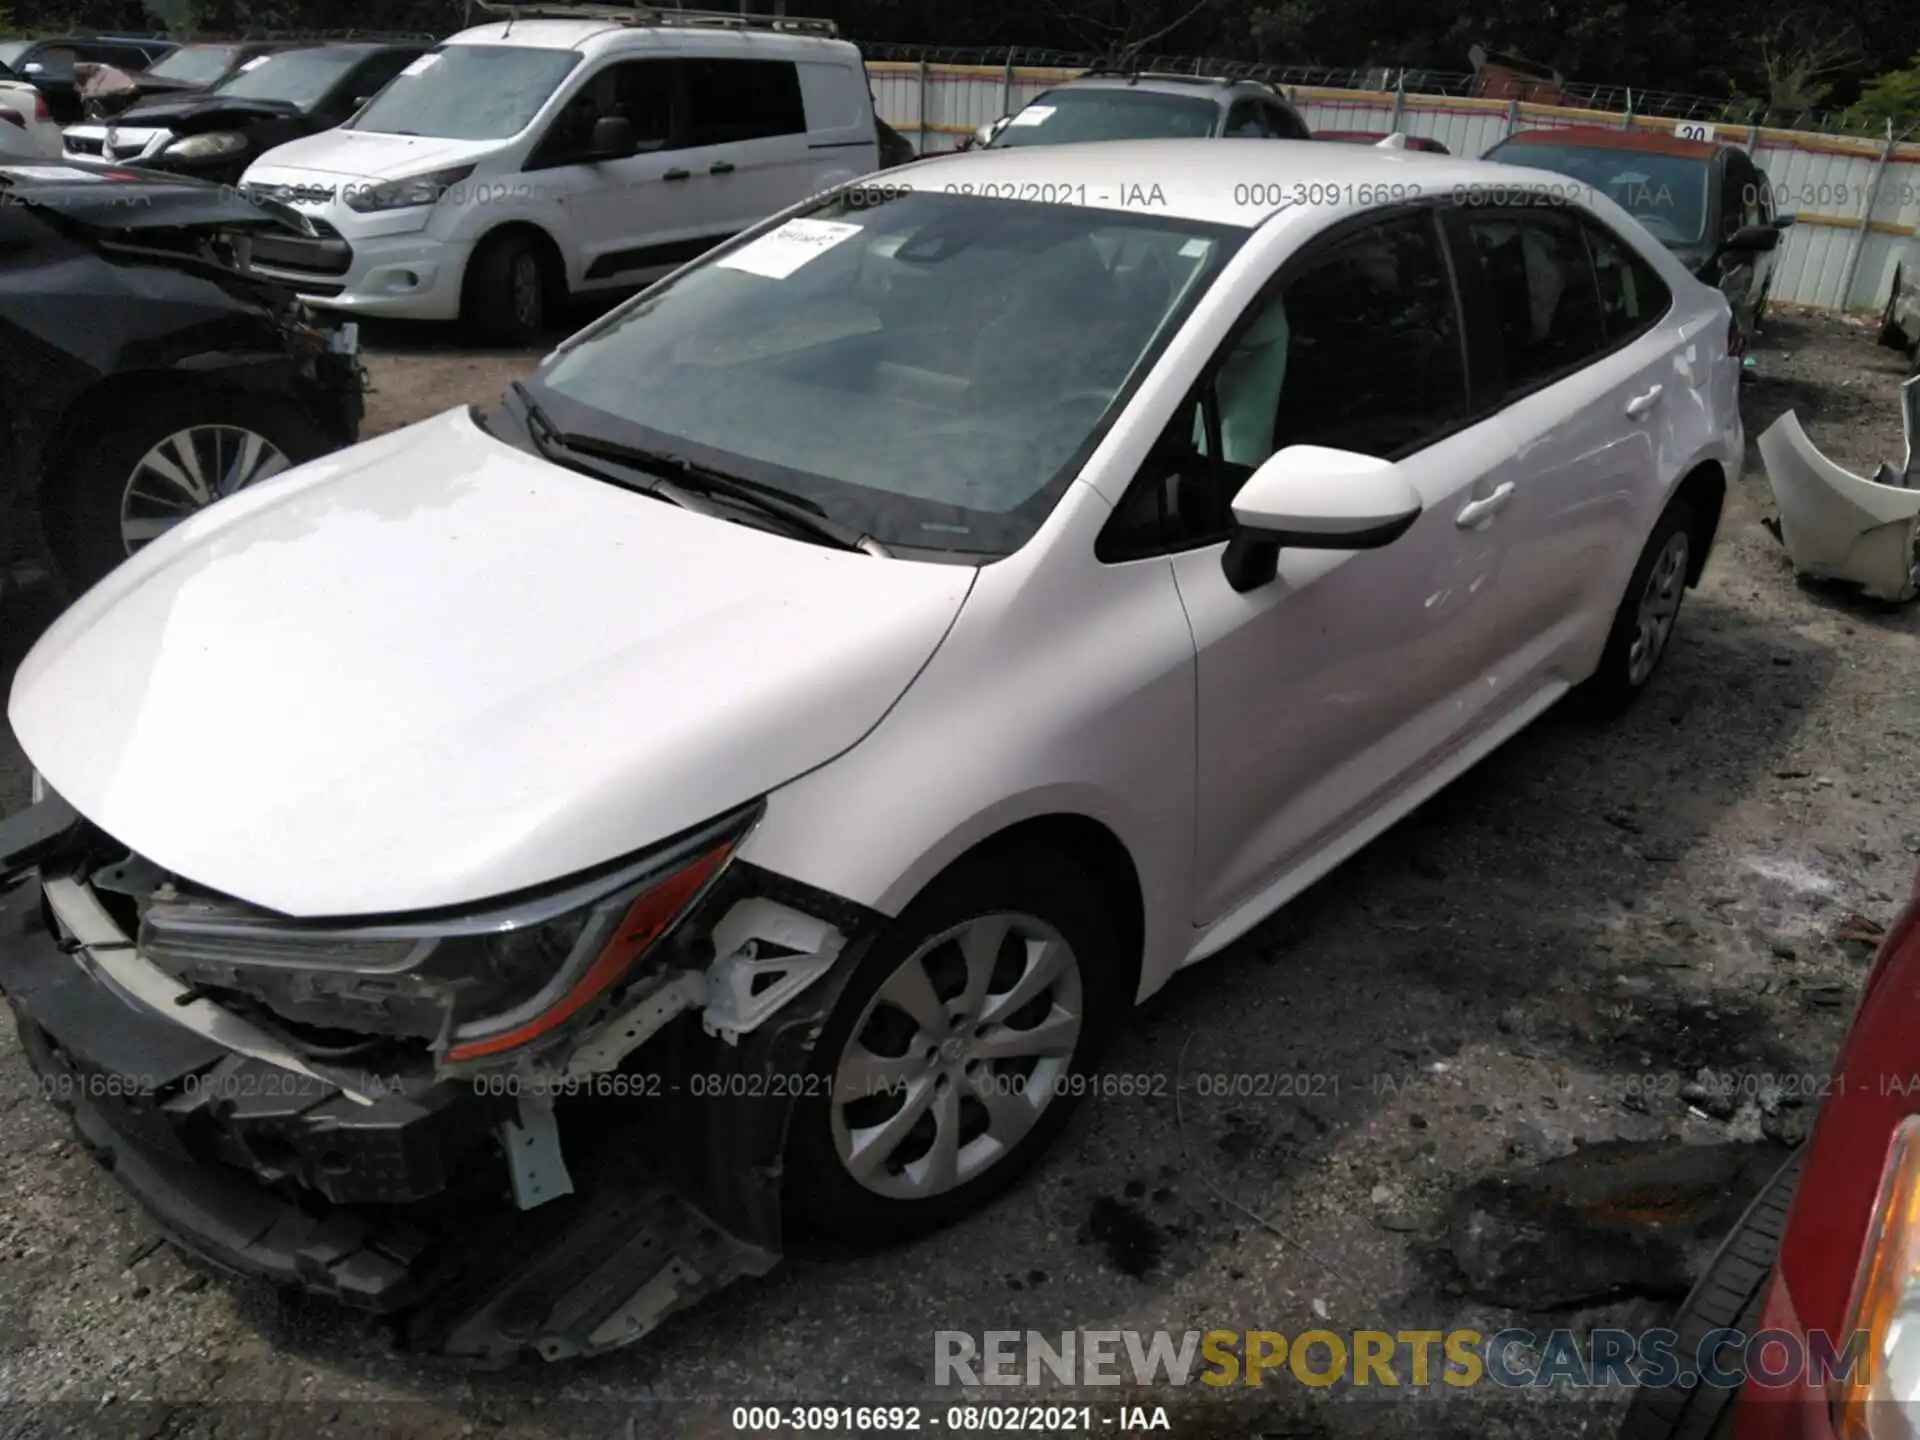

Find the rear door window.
xmin=1450 ymin=206 xmax=1610 ymax=398
xmin=1583 ymin=219 xmax=1673 ymax=343
xmin=681 ymin=57 xmax=805 ymax=145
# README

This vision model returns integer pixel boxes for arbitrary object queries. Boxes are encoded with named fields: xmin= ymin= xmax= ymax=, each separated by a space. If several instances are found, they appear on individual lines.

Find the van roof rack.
xmin=468 ymin=2 xmax=837 ymax=37
xmin=1078 ymin=61 xmax=1230 ymax=85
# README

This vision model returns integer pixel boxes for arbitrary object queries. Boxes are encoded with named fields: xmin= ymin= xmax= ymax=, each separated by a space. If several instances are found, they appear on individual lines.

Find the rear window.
xmin=348 ymin=45 xmax=582 ymax=140
xmin=990 ymin=88 xmax=1219 ymax=147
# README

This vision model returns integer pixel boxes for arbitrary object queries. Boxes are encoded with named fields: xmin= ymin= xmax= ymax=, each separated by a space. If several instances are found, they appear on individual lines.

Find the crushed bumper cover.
xmin=0 ymin=798 xmax=867 ymax=1362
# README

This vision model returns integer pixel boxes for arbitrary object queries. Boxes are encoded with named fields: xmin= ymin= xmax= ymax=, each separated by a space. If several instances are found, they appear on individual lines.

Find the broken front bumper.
xmin=0 ymin=797 xmax=877 ymax=1362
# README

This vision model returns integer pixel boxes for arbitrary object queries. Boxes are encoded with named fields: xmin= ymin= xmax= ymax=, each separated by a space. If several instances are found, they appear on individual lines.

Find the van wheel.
xmin=783 ymin=844 xmax=1123 ymax=1247
xmin=463 ymin=231 xmax=556 ymax=346
xmin=1578 ymin=498 xmax=1695 ymax=714
xmin=51 ymin=390 xmax=331 ymax=593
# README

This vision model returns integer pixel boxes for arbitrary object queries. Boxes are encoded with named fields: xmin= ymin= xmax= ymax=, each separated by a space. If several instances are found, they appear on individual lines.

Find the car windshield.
xmin=349 ymin=46 xmax=581 ymax=139
xmin=1489 ymin=141 xmax=1712 ymax=245
xmin=529 ymin=189 xmax=1241 ymax=555
xmin=146 ymin=45 xmax=239 ymax=83
xmin=990 ymin=89 xmax=1219 ymax=147
xmin=212 ymin=47 xmax=364 ymax=108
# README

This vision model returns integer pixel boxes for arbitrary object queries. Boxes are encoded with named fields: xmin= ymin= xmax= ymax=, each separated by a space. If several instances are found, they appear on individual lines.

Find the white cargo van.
xmin=240 ymin=5 xmax=881 ymax=342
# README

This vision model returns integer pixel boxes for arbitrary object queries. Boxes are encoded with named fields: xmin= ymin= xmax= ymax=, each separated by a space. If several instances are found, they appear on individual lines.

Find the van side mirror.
xmin=590 ymin=115 xmax=637 ymax=159
xmin=1222 ymin=445 xmax=1423 ymax=593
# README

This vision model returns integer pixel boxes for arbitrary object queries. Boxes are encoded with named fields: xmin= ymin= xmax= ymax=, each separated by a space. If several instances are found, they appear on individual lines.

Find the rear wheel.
xmin=1617 ymin=1147 xmax=1803 ymax=1440
xmin=783 ymin=844 xmax=1124 ymax=1246
xmin=1581 ymin=498 xmax=1695 ymax=713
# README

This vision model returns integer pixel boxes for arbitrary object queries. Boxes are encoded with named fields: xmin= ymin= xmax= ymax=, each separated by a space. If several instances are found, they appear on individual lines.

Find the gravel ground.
xmin=2 ymin=311 xmax=1918 ymax=1439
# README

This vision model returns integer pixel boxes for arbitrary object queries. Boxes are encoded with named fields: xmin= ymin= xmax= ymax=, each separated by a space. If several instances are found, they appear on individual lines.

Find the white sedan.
xmin=0 ymin=78 xmax=60 ymax=159
xmin=3 ymin=139 xmax=1742 ymax=1347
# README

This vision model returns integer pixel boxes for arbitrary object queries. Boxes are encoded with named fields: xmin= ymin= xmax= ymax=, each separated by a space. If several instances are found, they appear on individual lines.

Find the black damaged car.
xmin=61 ymin=41 xmax=431 ymax=187
xmin=0 ymin=159 xmax=365 ymax=591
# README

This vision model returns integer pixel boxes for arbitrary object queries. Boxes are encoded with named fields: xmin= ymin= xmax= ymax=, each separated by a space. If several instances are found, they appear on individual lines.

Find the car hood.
xmin=249 ymin=129 xmax=502 ymax=183
xmin=116 ymin=91 xmax=301 ymax=132
xmin=10 ymin=409 xmax=977 ymax=918
xmin=0 ymin=159 xmax=310 ymax=233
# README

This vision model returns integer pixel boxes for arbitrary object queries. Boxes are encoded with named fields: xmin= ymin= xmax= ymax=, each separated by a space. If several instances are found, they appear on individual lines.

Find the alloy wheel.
xmin=830 ymin=913 xmax=1084 ymax=1201
xmin=1627 ymin=531 xmax=1690 ymax=687
xmin=120 ymin=424 xmax=292 ymax=556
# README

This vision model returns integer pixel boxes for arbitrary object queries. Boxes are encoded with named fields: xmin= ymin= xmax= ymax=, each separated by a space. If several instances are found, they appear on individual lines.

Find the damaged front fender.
xmin=1758 ymin=375 xmax=1920 ymax=603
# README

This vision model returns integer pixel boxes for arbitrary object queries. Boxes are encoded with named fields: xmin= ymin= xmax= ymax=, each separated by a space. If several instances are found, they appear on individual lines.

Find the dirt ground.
xmin=2 ymin=311 xmax=1918 ymax=1439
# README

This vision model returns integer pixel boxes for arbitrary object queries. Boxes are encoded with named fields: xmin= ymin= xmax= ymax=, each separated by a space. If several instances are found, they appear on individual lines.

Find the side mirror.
xmin=1222 ymin=446 xmax=1423 ymax=593
xmin=1724 ymin=224 xmax=1781 ymax=253
xmin=590 ymin=115 xmax=637 ymax=160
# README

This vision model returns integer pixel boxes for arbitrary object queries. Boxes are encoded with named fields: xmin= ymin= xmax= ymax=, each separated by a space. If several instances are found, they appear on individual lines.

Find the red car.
xmin=1621 ymin=865 xmax=1920 ymax=1438
xmin=1314 ymin=129 xmax=1450 ymax=152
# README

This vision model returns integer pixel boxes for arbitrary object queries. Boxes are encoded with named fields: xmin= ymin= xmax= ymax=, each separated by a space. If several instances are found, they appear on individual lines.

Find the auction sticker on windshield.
xmin=717 ymin=218 xmax=863 ymax=280
xmin=1008 ymin=105 xmax=1055 ymax=127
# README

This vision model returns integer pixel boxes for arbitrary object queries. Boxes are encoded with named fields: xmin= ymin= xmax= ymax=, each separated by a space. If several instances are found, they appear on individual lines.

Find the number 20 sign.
xmin=1674 ymin=121 xmax=1716 ymax=143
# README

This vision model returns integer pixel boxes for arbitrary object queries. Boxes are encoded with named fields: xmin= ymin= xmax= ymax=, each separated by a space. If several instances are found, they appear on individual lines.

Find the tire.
xmin=1580 ymin=497 xmax=1696 ymax=714
xmin=783 ymin=843 xmax=1124 ymax=1246
xmin=50 ymin=389 xmax=333 ymax=594
xmin=1617 ymin=1146 xmax=1803 ymax=1440
xmin=462 ymin=230 xmax=556 ymax=346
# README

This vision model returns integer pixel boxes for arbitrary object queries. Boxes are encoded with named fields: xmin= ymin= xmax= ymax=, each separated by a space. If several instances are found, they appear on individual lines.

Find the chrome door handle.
xmin=1625 ymin=384 xmax=1665 ymax=419
xmin=1455 ymin=481 xmax=1516 ymax=528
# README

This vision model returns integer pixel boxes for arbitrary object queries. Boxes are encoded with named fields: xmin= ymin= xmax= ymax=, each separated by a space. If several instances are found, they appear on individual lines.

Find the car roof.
xmin=446 ymin=17 xmax=852 ymax=57
xmin=1495 ymin=125 xmax=1722 ymax=161
xmin=902 ymin=138 xmax=1593 ymax=227
xmin=1043 ymin=73 xmax=1274 ymax=101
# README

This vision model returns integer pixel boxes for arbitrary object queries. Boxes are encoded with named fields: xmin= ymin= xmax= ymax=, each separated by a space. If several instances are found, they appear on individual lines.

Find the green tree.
xmin=1851 ymin=54 xmax=1920 ymax=127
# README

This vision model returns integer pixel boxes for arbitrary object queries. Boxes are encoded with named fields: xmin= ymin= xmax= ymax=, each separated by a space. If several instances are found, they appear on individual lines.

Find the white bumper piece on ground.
xmin=1758 ymin=375 xmax=1920 ymax=603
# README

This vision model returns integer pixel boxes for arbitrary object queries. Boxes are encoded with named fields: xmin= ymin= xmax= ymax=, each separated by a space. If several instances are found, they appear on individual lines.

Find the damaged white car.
xmin=1759 ymin=375 xmax=1920 ymax=603
xmin=0 ymin=139 xmax=1743 ymax=1361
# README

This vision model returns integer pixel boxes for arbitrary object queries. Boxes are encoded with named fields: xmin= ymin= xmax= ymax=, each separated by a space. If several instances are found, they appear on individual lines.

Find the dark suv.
xmin=0 ymin=160 xmax=365 ymax=591
xmin=1484 ymin=126 xmax=1795 ymax=344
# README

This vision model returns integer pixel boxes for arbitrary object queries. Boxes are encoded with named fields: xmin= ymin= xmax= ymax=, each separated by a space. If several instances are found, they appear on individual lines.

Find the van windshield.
xmin=350 ymin=46 xmax=581 ymax=140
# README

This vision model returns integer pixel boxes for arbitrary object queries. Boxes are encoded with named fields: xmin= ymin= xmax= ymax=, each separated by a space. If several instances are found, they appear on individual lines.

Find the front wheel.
xmin=1580 ymin=499 xmax=1695 ymax=713
xmin=462 ymin=230 xmax=556 ymax=346
xmin=783 ymin=844 xmax=1124 ymax=1246
xmin=50 ymin=390 xmax=333 ymax=593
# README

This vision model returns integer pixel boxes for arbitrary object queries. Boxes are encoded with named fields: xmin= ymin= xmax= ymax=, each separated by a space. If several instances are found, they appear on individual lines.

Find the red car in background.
xmin=1621 ymin=865 xmax=1920 ymax=1438
xmin=1315 ymin=129 xmax=1450 ymax=152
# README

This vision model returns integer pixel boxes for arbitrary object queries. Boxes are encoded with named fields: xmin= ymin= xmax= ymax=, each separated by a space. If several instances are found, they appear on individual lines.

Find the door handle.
xmin=663 ymin=167 xmax=691 ymax=182
xmin=1625 ymin=384 xmax=1665 ymax=419
xmin=1455 ymin=481 xmax=1516 ymax=529
xmin=709 ymin=160 xmax=735 ymax=175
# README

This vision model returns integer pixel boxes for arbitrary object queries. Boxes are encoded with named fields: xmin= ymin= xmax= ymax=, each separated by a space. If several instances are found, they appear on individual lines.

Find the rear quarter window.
xmin=796 ymin=60 xmax=865 ymax=132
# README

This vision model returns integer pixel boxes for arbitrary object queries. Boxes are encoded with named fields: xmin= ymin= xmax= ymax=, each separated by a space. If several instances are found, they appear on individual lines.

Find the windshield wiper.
xmin=507 ymin=384 xmax=888 ymax=556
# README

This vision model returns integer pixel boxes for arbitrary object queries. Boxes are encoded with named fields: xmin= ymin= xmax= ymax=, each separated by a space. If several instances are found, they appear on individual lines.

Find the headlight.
xmin=1832 ymin=1115 xmax=1920 ymax=1437
xmin=136 ymin=802 xmax=759 ymax=1067
xmin=343 ymin=164 xmax=475 ymax=213
xmin=163 ymin=130 xmax=248 ymax=159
